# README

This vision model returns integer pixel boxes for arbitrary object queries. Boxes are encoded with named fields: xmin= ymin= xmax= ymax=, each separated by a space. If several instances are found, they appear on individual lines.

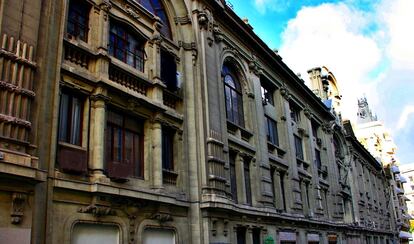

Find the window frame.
xmin=67 ymin=0 xmax=90 ymax=42
xmin=58 ymin=90 xmax=84 ymax=146
xmin=162 ymin=126 xmax=175 ymax=171
xmin=229 ymin=152 xmax=238 ymax=203
xmin=105 ymin=109 xmax=144 ymax=179
xmin=223 ymin=64 xmax=245 ymax=127
xmin=289 ymin=101 xmax=301 ymax=123
xmin=294 ymin=135 xmax=304 ymax=160
xmin=244 ymin=159 xmax=252 ymax=205
xmin=260 ymin=80 xmax=274 ymax=105
xmin=160 ymin=49 xmax=178 ymax=91
xmin=265 ymin=115 xmax=279 ymax=146
xmin=109 ymin=21 xmax=146 ymax=72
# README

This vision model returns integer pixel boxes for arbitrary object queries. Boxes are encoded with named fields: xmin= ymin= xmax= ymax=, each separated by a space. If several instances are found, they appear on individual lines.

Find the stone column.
xmin=273 ymin=170 xmax=283 ymax=210
xmin=93 ymin=1 xmax=111 ymax=77
xmin=246 ymin=226 xmax=253 ymax=244
xmin=236 ymin=154 xmax=246 ymax=204
xmin=151 ymin=120 xmax=163 ymax=188
xmin=89 ymin=91 xmax=108 ymax=180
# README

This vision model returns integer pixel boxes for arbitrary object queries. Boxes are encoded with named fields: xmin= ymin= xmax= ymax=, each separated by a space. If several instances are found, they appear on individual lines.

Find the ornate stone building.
xmin=0 ymin=0 xmax=400 ymax=243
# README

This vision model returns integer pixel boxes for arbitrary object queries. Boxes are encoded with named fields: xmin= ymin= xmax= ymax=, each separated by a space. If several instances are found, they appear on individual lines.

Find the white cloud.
xmin=379 ymin=0 xmax=414 ymax=70
xmin=253 ymin=0 xmax=288 ymax=14
xmin=278 ymin=0 xmax=414 ymax=162
xmin=396 ymin=106 xmax=414 ymax=130
xmin=279 ymin=3 xmax=381 ymax=121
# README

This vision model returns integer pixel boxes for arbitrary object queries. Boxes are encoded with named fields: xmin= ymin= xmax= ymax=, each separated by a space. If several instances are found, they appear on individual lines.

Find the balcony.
xmin=108 ymin=63 xmax=148 ymax=96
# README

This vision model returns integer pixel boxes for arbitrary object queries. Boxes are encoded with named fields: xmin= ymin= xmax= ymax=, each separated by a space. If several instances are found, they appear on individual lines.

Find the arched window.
xmin=223 ymin=64 xmax=244 ymax=127
xmin=136 ymin=0 xmax=172 ymax=39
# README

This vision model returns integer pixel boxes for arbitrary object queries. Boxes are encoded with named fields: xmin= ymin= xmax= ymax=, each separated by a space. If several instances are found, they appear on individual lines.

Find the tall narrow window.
xmin=223 ymin=64 xmax=244 ymax=127
xmin=161 ymin=50 xmax=177 ymax=91
xmin=58 ymin=92 xmax=83 ymax=145
xmin=236 ymin=227 xmax=247 ymax=244
xmin=289 ymin=101 xmax=301 ymax=123
xmin=315 ymin=149 xmax=322 ymax=170
xmin=244 ymin=160 xmax=252 ymax=205
xmin=105 ymin=110 xmax=143 ymax=179
xmin=252 ymin=228 xmax=261 ymax=244
xmin=311 ymin=121 xmax=319 ymax=139
xmin=294 ymin=135 xmax=304 ymax=160
xmin=261 ymin=83 xmax=274 ymax=105
xmin=162 ymin=127 xmax=174 ymax=171
xmin=67 ymin=0 xmax=90 ymax=41
xmin=57 ymin=91 xmax=87 ymax=173
xmin=229 ymin=152 xmax=238 ymax=203
xmin=109 ymin=21 xmax=145 ymax=72
xmin=265 ymin=116 xmax=279 ymax=146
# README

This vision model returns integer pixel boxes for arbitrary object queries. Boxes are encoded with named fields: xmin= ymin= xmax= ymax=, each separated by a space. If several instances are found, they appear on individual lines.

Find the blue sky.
xmin=231 ymin=0 xmax=414 ymax=164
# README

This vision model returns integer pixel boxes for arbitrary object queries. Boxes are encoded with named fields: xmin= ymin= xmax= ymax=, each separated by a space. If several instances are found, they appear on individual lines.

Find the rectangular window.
xmin=162 ymin=127 xmax=174 ymax=171
xmin=244 ymin=160 xmax=252 ymax=205
xmin=236 ymin=227 xmax=247 ymax=244
xmin=294 ymin=135 xmax=304 ymax=160
xmin=252 ymin=228 xmax=261 ymax=244
xmin=58 ymin=91 xmax=83 ymax=145
xmin=109 ymin=21 xmax=145 ymax=72
xmin=72 ymin=223 xmax=120 ymax=244
xmin=289 ymin=101 xmax=301 ymax=123
xmin=67 ymin=0 xmax=90 ymax=41
xmin=265 ymin=116 xmax=279 ymax=146
xmin=161 ymin=50 xmax=178 ymax=91
xmin=230 ymin=152 xmax=238 ymax=203
xmin=57 ymin=90 xmax=87 ymax=173
xmin=105 ymin=110 xmax=143 ymax=179
xmin=311 ymin=121 xmax=319 ymax=138
xmin=261 ymin=83 xmax=274 ymax=105
xmin=315 ymin=149 xmax=321 ymax=169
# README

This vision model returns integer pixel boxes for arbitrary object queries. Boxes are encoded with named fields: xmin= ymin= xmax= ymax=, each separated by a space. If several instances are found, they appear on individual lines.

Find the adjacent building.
xmin=354 ymin=98 xmax=412 ymax=242
xmin=0 ymin=0 xmax=402 ymax=243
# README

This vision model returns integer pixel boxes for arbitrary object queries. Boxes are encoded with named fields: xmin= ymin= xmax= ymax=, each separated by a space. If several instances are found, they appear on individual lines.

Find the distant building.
xmin=400 ymin=164 xmax=414 ymax=216
xmin=354 ymin=98 xmax=412 ymax=242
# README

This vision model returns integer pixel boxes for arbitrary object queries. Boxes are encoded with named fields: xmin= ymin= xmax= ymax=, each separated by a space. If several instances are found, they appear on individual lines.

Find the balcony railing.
xmin=109 ymin=64 xmax=148 ymax=95
xmin=163 ymin=89 xmax=181 ymax=109
xmin=63 ymin=40 xmax=92 ymax=69
xmin=162 ymin=169 xmax=178 ymax=185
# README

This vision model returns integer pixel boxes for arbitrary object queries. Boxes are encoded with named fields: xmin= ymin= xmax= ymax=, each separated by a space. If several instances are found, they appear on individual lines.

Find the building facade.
xmin=0 ymin=0 xmax=400 ymax=243
xmin=355 ymin=98 xmax=412 ymax=242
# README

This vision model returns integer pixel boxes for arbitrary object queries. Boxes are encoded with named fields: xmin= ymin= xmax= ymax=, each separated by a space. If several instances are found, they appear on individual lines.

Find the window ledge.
xmin=226 ymin=120 xmax=253 ymax=142
xmin=267 ymin=142 xmax=286 ymax=157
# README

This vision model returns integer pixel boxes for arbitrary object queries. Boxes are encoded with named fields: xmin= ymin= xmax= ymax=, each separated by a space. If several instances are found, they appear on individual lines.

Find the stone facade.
xmin=0 ymin=0 xmax=400 ymax=243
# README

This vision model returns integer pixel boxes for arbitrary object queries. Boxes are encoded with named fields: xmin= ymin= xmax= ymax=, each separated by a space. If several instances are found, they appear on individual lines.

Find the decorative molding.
xmin=150 ymin=212 xmax=173 ymax=223
xmin=11 ymin=193 xmax=27 ymax=224
xmin=248 ymin=54 xmax=261 ymax=75
xmin=0 ymin=114 xmax=31 ymax=128
xmin=0 ymin=80 xmax=36 ymax=98
xmin=78 ymin=204 xmax=116 ymax=217
xmin=174 ymin=15 xmax=191 ymax=25
xmin=303 ymin=106 xmax=312 ymax=119
xmin=212 ymin=24 xmax=223 ymax=43
xmin=125 ymin=4 xmax=140 ymax=20
xmin=196 ymin=10 xmax=210 ymax=29
xmin=279 ymin=83 xmax=291 ymax=100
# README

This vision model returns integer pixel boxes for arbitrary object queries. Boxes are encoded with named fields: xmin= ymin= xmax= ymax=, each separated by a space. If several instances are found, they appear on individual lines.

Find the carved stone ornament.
xmin=248 ymin=54 xmax=262 ymax=75
xmin=78 ymin=204 xmax=116 ymax=217
xmin=125 ymin=4 xmax=140 ymax=20
xmin=303 ymin=106 xmax=312 ymax=119
xmin=279 ymin=83 xmax=290 ymax=100
xmin=150 ymin=212 xmax=173 ymax=223
xmin=197 ymin=10 xmax=209 ymax=29
xmin=99 ymin=0 xmax=112 ymax=20
xmin=11 ymin=193 xmax=27 ymax=224
xmin=174 ymin=15 xmax=191 ymax=25
xmin=212 ymin=24 xmax=223 ymax=43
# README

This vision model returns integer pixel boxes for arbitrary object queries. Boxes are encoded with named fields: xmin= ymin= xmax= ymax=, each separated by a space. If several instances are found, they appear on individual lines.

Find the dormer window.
xmin=109 ymin=21 xmax=145 ymax=72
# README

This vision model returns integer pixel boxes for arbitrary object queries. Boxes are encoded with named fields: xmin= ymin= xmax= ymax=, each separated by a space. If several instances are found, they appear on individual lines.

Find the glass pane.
xmin=225 ymin=86 xmax=233 ymax=121
xmin=58 ymin=93 xmax=70 ymax=142
xmin=224 ymin=75 xmax=235 ymax=88
xmin=114 ymin=127 xmax=122 ymax=162
xmin=70 ymin=97 xmax=82 ymax=145
xmin=124 ymin=130 xmax=133 ymax=165
xmin=143 ymin=228 xmax=175 ymax=244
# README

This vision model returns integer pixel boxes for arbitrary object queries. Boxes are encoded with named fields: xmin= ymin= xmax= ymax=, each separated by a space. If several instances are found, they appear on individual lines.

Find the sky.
xmin=231 ymin=0 xmax=414 ymax=164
